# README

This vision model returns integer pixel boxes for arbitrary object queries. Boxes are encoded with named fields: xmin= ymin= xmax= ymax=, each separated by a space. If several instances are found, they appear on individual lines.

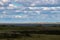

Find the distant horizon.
xmin=0 ymin=22 xmax=60 ymax=24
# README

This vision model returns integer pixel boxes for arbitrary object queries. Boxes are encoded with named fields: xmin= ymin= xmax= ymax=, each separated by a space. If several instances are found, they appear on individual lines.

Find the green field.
xmin=0 ymin=34 xmax=60 ymax=40
xmin=0 ymin=25 xmax=60 ymax=40
xmin=0 ymin=26 xmax=60 ymax=30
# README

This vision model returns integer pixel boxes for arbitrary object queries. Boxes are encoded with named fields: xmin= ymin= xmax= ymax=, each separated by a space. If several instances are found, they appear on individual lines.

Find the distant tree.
xmin=58 ymin=25 xmax=60 ymax=27
xmin=10 ymin=25 xmax=15 ymax=27
xmin=57 ymin=25 xmax=60 ymax=27
xmin=37 ymin=24 xmax=42 ymax=27
xmin=1 ymin=25 xmax=6 ymax=27
xmin=52 ymin=25 xmax=57 ymax=27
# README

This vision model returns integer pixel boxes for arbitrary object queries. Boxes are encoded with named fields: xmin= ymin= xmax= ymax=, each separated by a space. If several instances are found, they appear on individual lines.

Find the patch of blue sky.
xmin=12 ymin=2 xmax=23 ymax=7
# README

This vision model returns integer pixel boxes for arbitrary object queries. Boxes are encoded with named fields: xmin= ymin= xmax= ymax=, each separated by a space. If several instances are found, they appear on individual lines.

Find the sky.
xmin=0 ymin=0 xmax=60 ymax=23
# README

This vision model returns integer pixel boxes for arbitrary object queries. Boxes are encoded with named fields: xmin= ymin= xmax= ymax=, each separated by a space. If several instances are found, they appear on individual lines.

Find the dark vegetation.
xmin=0 ymin=24 xmax=60 ymax=40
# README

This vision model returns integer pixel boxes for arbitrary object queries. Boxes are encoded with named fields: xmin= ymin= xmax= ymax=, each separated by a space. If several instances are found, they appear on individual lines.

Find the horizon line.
xmin=0 ymin=22 xmax=60 ymax=24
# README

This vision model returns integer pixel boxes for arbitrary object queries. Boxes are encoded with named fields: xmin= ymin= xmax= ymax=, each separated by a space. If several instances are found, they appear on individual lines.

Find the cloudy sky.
xmin=0 ymin=0 xmax=60 ymax=23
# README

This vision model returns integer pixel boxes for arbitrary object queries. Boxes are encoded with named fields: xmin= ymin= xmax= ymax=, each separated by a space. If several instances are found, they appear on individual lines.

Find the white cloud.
xmin=8 ymin=4 xmax=16 ymax=7
xmin=28 ymin=7 xmax=60 ymax=11
xmin=2 ymin=11 xmax=7 ymax=15
xmin=15 ymin=10 xmax=21 ymax=12
xmin=7 ymin=4 xmax=17 ymax=9
xmin=0 ymin=7 xmax=5 ymax=9
xmin=42 ymin=7 xmax=60 ymax=11
xmin=23 ymin=11 xmax=28 ymax=13
xmin=28 ymin=7 xmax=34 ymax=9
xmin=43 ymin=0 xmax=58 ymax=4
xmin=14 ymin=15 xmax=28 ymax=18
xmin=50 ymin=7 xmax=57 ymax=10
xmin=0 ymin=1 xmax=4 ymax=5
xmin=2 ymin=0 xmax=9 ymax=3
xmin=30 ymin=3 xmax=36 ymax=6
xmin=35 ymin=11 xmax=41 ymax=14
xmin=14 ymin=15 xmax=22 ymax=18
xmin=42 ymin=7 xmax=50 ymax=10
xmin=15 ymin=0 xmax=19 ymax=2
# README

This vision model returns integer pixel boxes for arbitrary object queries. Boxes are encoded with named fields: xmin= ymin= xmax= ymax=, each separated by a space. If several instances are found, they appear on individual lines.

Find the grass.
xmin=0 ymin=26 xmax=60 ymax=30
xmin=0 ymin=34 xmax=60 ymax=40
xmin=0 ymin=26 xmax=60 ymax=40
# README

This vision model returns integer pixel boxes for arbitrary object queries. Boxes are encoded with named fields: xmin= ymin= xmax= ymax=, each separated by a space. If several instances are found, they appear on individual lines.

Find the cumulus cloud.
xmin=6 ymin=4 xmax=17 ymax=9
xmin=42 ymin=7 xmax=57 ymax=11
xmin=14 ymin=15 xmax=22 ymax=18
xmin=0 ymin=0 xmax=59 ymax=7
xmin=42 ymin=7 xmax=50 ymax=10
xmin=27 ymin=7 xmax=60 ymax=11
xmin=43 ymin=0 xmax=57 ymax=4
xmin=0 ymin=1 xmax=4 ymax=5
xmin=2 ymin=0 xmax=9 ymax=3
xmin=30 ymin=0 xmax=59 ymax=6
